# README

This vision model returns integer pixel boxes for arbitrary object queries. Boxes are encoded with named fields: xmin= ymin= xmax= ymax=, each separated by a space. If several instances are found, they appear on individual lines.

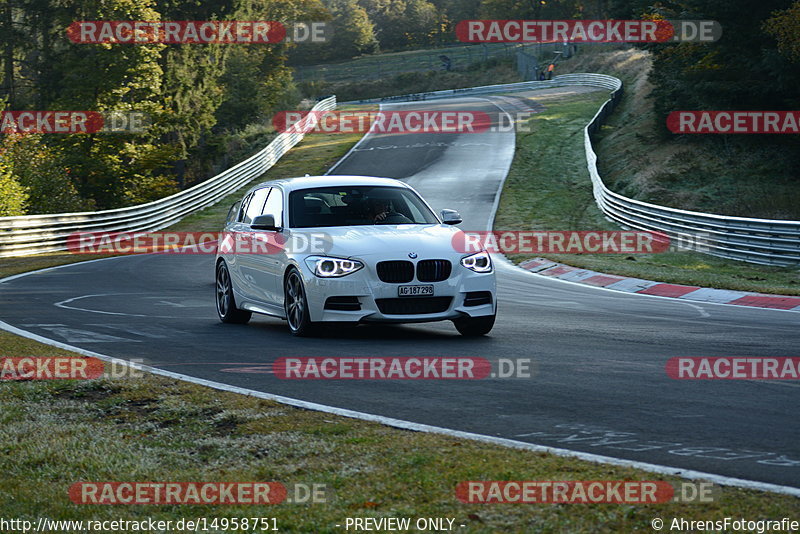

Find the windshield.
xmin=289 ymin=186 xmax=439 ymax=228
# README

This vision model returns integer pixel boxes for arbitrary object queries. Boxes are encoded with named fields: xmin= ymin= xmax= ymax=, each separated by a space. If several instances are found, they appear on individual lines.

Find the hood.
xmin=289 ymin=224 xmax=468 ymax=260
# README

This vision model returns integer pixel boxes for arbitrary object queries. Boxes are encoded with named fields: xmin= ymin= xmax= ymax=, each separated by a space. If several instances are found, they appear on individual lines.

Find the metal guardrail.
xmin=0 ymin=96 xmax=337 ymax=258
xmin=339 ymin=73 xmax=620 ymax=105
xmin=579 ymin=75 xmax=800 ymax=266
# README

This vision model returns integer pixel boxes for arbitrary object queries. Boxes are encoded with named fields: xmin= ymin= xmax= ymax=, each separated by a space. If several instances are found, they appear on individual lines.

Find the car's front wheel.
xmin=453 ymin=313 xmax=496 ymax=337
xmin=216 ymin=261 xmax=252 ymax=324
xmin=284 ymin=268 xmax=317 ymax=336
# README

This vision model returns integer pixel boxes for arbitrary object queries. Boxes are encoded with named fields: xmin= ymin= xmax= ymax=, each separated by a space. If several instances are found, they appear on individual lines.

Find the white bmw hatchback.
xmin=215 ymin=175 xmax=496 ymax=336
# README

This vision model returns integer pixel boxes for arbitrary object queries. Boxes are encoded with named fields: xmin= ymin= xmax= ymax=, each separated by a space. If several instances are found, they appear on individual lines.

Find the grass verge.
xmin=558 ymin=45 xmax=800 ymax=220
xmin=300 ymin=58 xmax=523 ymax=103
xmin=294 ymin=43 xmax=535 ymax=84
xmin=494 ymin=90 xmax=800 ymax=295
xmin=2 ymin=330 xmax=798 ymax=531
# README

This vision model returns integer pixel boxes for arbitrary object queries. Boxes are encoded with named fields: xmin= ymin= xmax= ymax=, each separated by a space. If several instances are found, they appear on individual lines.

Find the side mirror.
xmin=251 ymin=214 xmax=280 ymax=231
xmin=440 ymin=209 xmax=462 ymax=225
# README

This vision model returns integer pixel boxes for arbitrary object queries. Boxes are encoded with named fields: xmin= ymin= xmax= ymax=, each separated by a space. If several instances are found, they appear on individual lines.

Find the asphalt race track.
xmin=2 ymin=89 xmax=799 ymax=490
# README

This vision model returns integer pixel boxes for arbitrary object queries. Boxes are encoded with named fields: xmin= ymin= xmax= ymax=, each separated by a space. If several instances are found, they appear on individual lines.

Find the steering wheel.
xmin=374 ymin=211 xmax=409 ymax=224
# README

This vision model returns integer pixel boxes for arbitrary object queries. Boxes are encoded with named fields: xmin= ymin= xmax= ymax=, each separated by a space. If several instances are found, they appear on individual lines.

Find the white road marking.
xmin=54 ymin=293 xmax=181 ymax=319
xmin=156 ymin=300 xmax=186 ymax=307
xmin=681 ymin=302 xmax=710 ymax=318
xmin=513 ymin=425 xmax=798 ymax=468
xmin=25 ymin=325 xmax=134 ymax=343
xmin=55 ymin=293 xmax=150 ymax=317
xmin=86 ymin=324 xmax=168 ymax=339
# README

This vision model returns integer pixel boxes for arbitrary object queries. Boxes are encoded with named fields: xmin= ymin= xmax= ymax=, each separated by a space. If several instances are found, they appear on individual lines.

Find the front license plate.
xmin=398 ymin=285 xmax=434 ymax=297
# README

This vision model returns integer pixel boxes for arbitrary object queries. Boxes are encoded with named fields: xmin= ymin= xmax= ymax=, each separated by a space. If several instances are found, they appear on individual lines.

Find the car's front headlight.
xmin=460 ymin=251 xmax=492 ymax=273
xmin=304 ymin=256 xmax=364 ymax=278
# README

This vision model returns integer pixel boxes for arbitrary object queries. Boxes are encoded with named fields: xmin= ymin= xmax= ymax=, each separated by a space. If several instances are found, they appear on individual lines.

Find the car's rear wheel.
xmin=216 ymin=261 xmax=251 ymax=324
xmin=284 ymin=268 xmax=317 ymax=336
xmin=453 ymin=313 xmax=495 ymax=337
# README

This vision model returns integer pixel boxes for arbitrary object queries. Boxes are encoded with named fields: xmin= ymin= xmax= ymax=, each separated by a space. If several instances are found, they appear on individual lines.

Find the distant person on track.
xmin=439 ymin=55 xmax=452 ymax=71
xmin=547 ymin=63 xmax=555 ymax=80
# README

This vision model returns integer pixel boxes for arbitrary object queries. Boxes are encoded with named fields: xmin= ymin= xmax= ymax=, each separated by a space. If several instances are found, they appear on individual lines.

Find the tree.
xmin=359 ymin=0 xmax=408 ymax=50
xmin=0 ymin=133 xmax=89 ymax=214
xmin=4 ymin=0 xmax=177 ymax=209
xmin=765 ymin=0 xmax=800 ymax=62
xmin=480 ymin=0 xmax=538 ymax=19
xmin=217 ymin=47 xmax=298 ymax=130
xmin=0 ymin=147 xmax=28 ymax=216
xmin=639 ymin=0 xmax=800 ymax=117
xmin=327 ymin=0 xmax=379 ymax=59
xmin=0 ymin=0 xmax=337 ymax=212
xmin=403 ymin=0 xmax=442 ymax=46
xmin=357 ymin=0 xmax=445 ymax=49
xmin=480 ymin=0 xmax=600 ymax=19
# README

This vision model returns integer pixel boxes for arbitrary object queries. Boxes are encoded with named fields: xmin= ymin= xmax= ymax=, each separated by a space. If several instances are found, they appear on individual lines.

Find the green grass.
xmin=295 ymin=41 xmax=570 ymax=103
xmin=300 ymin=58 xmax=524 ymax=104
xmin=294 ymin=43 xmax=545 ymax=83
xmin=494 ymin=90 xmax=800 ymax=295
xmin=1 ymin=330 xmax=798 ymax=531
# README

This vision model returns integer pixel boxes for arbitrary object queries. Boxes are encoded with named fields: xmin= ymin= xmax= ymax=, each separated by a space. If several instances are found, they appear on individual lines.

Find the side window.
xmin=262 ymin=187 xmax=283 ymax=227
xmin=238 ymin=193 xmax=252 ymax=222
xmin=226 ymin=200 xmax=241 ymax=225
xmin=243 ymin=187 xmax=270 ymax=224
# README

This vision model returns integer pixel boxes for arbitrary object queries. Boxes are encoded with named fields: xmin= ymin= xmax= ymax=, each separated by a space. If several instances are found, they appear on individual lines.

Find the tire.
xmin=216 ymin=261 xmax=251 ymax=324
xmin=284 ymin=268 xmax=317 ymax=336
xmin=453 ymin=313 xmax=496 ymax=337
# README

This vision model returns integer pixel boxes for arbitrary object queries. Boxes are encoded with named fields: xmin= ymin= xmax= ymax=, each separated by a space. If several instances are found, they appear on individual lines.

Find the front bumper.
xmin=299 ymin=260 xmax=496 ymax=324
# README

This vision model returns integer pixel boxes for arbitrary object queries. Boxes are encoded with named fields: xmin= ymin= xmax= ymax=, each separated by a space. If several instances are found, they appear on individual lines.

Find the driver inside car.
xmin=364 ymin=197 xmax=412 ymax=224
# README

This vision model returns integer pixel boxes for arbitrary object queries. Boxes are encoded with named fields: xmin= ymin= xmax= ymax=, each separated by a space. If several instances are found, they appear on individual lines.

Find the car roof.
xmin=247 ymin=175 xmax=412 ymax=194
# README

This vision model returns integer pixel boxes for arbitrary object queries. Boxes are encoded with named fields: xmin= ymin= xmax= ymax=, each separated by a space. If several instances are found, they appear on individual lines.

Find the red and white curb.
xmin=519 ymin=258 xmax=800 ymax=312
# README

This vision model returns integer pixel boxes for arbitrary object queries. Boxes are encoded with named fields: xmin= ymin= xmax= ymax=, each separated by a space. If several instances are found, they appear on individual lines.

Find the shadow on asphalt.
xmin=243 ymin=316 xmax=500 ymax=343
